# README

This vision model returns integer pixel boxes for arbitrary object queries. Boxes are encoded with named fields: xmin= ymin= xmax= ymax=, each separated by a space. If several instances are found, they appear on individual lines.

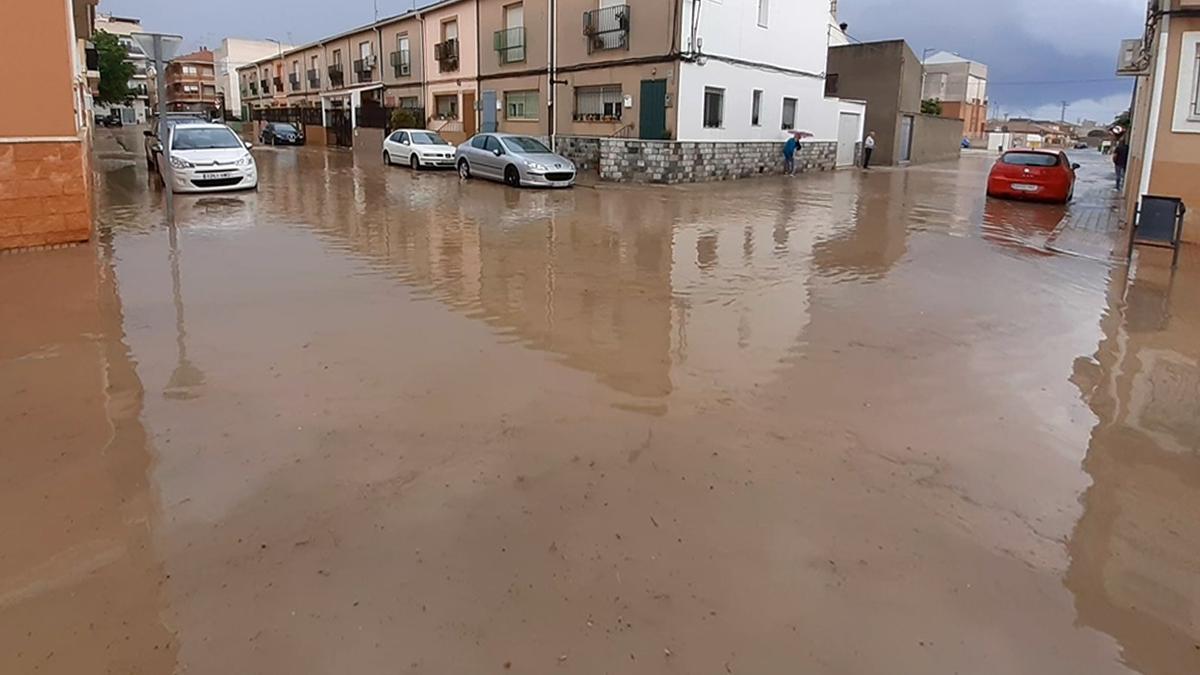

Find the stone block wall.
xmin=553 ymin=136 xmax=601 ymax=171
xmin=0 ymin=140 xmax=92 ymax=251
xmin=597 ymin=139 xmax=837 ymax=184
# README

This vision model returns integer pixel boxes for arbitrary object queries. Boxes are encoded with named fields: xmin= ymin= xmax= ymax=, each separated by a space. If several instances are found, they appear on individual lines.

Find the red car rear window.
xmin=1001 ymin=152 xmax=1060 ymax=167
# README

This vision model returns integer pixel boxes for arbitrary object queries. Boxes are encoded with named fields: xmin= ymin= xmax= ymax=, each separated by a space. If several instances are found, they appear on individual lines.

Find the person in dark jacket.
xmin=1113 ymin=140 xmax=1129 ymax=190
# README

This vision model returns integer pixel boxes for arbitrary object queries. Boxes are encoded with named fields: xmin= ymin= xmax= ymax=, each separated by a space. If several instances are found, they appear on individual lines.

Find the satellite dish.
xmin=131 ymin=33 xmax=184 ymax=62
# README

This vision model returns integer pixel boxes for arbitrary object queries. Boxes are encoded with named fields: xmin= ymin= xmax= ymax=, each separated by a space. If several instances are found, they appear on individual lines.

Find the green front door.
xmin=639 ymin=79 xmax=667 ymax=140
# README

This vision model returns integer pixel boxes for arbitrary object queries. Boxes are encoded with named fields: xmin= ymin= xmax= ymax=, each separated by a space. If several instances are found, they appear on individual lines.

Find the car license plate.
xmin=1012 ymin=183 xmax=1039 ymax=192
xmin=202 ymin=171 xmax=237 ymax=180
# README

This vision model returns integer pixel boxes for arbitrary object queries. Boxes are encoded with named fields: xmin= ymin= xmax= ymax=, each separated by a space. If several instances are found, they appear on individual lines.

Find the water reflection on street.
xmin=1 ymin=134 xmax=1196 ymax=675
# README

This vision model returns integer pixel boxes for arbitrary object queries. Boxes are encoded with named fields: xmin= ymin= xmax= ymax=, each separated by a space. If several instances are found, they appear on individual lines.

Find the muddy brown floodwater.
xmin=2 ymin=130 xmax=1198 ymax=674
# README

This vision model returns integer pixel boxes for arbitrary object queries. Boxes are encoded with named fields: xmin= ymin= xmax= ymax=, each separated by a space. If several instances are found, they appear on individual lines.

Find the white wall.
xmin=677 ymin=60 xmax=841 ymax=141
xmin=675 ymin=0 xmax=845 ymax=142
xmin=681 ymin=0 xmax=831 ymax=75
xmin=217 ymin=39 xmax=289 ymax=116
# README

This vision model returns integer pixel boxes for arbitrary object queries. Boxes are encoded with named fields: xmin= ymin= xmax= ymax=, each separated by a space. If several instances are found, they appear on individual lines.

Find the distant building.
xmin=214 ymin=39 xmax=291 ymax=120
xmin=1 ymin=0 xmax=98 ymax=250
xmin=985 ymin=118 xmax=1073 ymax=150
xmin=921 ymin=51 xmax=988 ymax=140
xmin=826 ymin=39 xmax=964 ymax=165
xmin=1119 ymin=0 xmax=1200 ymax=243
xmin=94 ymin=13 xmax=150 ymax=124
xmin=159 ymin=48 xmax=218 ymax=113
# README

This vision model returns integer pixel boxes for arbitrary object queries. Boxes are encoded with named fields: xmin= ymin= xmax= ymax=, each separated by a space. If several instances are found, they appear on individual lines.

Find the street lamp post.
xmin=919 ymin=47 xmax=937 ymax=102
xmin=132 ymin=32 xmax=183 ymax=213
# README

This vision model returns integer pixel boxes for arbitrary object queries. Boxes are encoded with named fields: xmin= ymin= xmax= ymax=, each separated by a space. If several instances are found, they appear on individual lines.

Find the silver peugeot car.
xmin=455 ymin=133 xmax=576 ymax=188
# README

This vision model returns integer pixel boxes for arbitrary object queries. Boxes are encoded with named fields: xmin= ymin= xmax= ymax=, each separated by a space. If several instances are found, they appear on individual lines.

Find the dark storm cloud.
xmin=839 ymin=0 xmax=1145 ymax=121
xmin=103 ymin=0 xmax=1144 ymax=121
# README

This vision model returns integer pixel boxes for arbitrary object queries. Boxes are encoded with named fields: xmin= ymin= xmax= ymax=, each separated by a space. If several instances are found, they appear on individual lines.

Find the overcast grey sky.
xmin=103 ymin=0 xmax=1142 ymax=123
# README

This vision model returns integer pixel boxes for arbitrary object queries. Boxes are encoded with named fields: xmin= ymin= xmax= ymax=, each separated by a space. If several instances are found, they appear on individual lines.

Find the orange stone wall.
xmin=0 ymin=141 xmax=92 ymax=250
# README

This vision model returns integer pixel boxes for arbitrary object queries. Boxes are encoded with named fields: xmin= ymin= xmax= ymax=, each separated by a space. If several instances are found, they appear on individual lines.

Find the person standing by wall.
xmin=1113 ymin=139 xmax=1129 ymax=191
xmin=783 ymin=132 xmax=800 ymax=175
xmin=862 ymin=131 xmax=876 ymax=169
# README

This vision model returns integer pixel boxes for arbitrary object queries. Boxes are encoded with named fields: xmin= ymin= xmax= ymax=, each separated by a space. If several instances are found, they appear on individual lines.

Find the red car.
xmin=986 ymin=149 xmax=1080 ymax=204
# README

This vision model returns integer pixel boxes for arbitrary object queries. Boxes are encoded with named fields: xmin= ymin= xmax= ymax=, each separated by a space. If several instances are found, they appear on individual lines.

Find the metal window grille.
xmin=506 ymin=91 xmax=538 ymax=120
xmin=495 ymin=27 xmax=526 ymax=64
xmin=574 ymin=85 xmax=623 ymax=121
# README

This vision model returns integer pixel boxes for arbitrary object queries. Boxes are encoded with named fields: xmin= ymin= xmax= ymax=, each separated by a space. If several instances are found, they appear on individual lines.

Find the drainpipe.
xmin=549 ymin=0 xmax=556 ymax=145
xmin=1137 ymin=0 xmax=1170 ymax=201
xmin=476 ymin=0 xmax=482 ymax=135
xmin=418 ymin=11 xmax=427 ymax=123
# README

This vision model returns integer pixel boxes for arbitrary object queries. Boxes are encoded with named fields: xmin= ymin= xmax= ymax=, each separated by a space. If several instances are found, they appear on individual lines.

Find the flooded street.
xmin=3 ymin=131 xmax=1198 ymax=674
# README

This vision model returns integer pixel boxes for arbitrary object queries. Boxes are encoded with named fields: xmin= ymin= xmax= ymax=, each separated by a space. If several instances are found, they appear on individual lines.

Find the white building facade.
xmin=215 ymin=39 xmax=292 ymax=119
xmin=675 ymin=0 xmax=863 ymax=145
xmin=94 ymin=14 xmax=150 ymax=124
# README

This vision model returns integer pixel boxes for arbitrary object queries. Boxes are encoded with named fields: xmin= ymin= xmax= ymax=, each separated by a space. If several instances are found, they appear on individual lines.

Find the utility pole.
xmin=132 ymin=32 xmax=183 ymax=214
xmin=1059 ymin=100 xmax=1069 ymax=122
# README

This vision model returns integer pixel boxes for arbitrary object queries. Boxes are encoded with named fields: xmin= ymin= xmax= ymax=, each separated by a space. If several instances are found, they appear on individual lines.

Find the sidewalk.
xmin=1046 ymin=181 xmax=1128 ymax=264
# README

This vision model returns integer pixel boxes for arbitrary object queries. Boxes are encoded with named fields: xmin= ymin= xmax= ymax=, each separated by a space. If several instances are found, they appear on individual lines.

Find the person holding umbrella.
xmin=783 ymin=130 xmax=813 ymax=175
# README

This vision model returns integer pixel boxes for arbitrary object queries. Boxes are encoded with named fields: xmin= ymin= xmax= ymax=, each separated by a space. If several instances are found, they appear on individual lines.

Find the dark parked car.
xmin=143 ymin=112 xmax=209 ymax=170
xmin=260 ymin=122 xmax=305 ymax=146
xmin=99 ymin=113 xmax=123 ymax=128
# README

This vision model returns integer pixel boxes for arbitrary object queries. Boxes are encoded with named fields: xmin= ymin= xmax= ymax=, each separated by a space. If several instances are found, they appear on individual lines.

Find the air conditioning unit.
xmin=1116 ymin=38 xmax=1147 ymax=76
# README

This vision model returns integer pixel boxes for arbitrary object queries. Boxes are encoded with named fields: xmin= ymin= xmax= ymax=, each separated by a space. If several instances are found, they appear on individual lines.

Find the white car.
xmin=154 ymin=122 xmax=258 ymax=193
xmin=383 ymin=129 xmax=457 ymax=170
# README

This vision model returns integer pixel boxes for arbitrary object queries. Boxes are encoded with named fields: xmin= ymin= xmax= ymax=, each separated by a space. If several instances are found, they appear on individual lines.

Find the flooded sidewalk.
xmin=2 ymin=135 xmax=1197 ymax=675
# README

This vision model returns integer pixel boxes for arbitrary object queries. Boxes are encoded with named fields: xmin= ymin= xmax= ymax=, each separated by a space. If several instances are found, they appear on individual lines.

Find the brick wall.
xmin=597 ymin=139 xmax=837 ymax=184
xmin=0 ymin=141 xmax=92 ymax=251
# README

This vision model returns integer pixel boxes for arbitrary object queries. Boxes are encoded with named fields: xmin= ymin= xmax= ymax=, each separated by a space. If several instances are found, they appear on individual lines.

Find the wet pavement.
xmin=2 ymin=130 xmax=1198 ymax=674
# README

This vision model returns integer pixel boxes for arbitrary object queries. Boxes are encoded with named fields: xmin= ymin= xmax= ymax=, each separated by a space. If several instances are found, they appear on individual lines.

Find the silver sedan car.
xmin=455 ymin=133 xmax=576 ymax=188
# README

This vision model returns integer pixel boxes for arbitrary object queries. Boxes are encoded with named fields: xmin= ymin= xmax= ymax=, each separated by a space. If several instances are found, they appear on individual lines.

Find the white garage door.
xmin=837 ymin=112 xmax=860 ymax=167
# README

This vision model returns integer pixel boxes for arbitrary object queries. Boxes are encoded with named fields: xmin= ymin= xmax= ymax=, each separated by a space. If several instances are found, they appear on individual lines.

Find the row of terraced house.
xmin=236 ymin=0 xmax=867 ymax=182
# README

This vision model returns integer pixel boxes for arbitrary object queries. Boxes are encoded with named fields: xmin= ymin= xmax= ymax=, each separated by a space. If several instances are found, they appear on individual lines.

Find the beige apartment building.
xmin=233 ymin=0 xmax=860 ymax=183
xmin=1121 ymin=0 xmax=1200 ymax=243
xmin=422 ymin=0 xmax=479 ymax=143
xmin=477 ymin=0 xmax=674 ymax=141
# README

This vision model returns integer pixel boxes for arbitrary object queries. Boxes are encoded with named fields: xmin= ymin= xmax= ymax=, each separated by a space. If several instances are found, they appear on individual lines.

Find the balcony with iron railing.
xmin=353 ymin=56 xmax=376 ymax=83
xmin=289 ymin=74 xmax=301 ymax=91
xmin=434 ymin=39 xmax=459 ymax=73
xmin=260 ymin=79 xmax=270 ymax=94
xmin=390 ymin=50 xmax=412 ymax=77
xmin=583 ymin=4 xmax=630 ymax=54
xmin=249 ymin=81 xmax=258 ymax=96
xmin=494 ymin=27 xmax=526 ymax=65
xmin=273 ymin=76 xmax=285 ymax=91
xmin=328 ymin=63 xmax=345 ymax=87
xmin=307 ymin=69 xmax=320 ymax=88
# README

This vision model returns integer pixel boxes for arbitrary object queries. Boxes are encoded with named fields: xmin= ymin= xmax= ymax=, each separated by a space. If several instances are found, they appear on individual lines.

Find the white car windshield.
xmin=502 ymin=136 xmax=551 ymax=153
xmin=410 ymin=132 xmax=449 ymax=145
xmin=173 ymin=128 xmax=243 ymax=150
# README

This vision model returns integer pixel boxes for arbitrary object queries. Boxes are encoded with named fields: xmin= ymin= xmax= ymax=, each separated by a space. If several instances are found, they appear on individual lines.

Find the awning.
xmin=319 ymin=83 xmax=384 ymax=99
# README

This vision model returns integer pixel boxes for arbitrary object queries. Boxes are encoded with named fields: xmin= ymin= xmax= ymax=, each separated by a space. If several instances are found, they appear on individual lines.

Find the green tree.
xmin=95 ymin=30 xmax=134 ymax=105
xmin=390 ymin=107 xmax=422 ymax=130
xmin=921 ymin=98 xmax=943 ymax=116
xmin=1113 ymin=109 xmax=1131 ymax=129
